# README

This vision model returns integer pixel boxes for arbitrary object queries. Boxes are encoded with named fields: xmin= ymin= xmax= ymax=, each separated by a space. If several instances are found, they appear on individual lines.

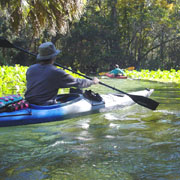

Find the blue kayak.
xmin=0 ymin=89 xmax=154 ymax=127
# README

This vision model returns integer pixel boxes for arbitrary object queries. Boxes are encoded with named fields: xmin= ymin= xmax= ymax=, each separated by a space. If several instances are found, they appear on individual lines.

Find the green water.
xmin=0 ymin=79 xmax=180 ymax=180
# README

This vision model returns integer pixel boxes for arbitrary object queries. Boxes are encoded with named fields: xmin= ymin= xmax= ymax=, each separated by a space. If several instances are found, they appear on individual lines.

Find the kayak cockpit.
xmin=30 ymin=93 xmax=82 ymax=109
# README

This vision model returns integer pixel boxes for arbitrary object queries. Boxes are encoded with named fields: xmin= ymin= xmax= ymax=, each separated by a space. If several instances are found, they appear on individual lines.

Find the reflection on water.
xmin=0 ymin=79 xmax=180 ymax=180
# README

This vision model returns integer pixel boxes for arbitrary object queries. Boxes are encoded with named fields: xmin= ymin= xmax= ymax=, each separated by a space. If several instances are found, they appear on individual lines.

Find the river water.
xmin=0 ymin=79 xmax=180 ymax=180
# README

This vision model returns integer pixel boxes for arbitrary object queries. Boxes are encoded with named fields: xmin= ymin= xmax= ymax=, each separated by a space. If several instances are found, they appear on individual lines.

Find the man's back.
xmin=25 ymin=64 xmax=62 ymax=105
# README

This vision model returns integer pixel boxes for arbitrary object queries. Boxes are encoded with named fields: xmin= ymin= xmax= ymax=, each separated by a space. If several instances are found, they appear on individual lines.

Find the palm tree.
xmin=0 ymin=0 xmax=86 ymax=37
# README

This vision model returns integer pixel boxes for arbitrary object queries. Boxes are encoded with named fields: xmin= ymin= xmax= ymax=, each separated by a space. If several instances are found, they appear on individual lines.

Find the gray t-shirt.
xmin=25 ymin=64 xmax=94 ymax=105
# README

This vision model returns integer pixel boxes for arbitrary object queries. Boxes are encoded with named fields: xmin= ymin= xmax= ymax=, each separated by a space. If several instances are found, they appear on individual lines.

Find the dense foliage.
xmin=0 ymin=65 xmax=27 ymax=96
xmin=0 ymin=65 xmax=85 ymax=96
xmin=0 ymin=0 xmax=180 ymax=74
xmin=0 ymin=0 xmax=86 ymax=36
xmin=59 ymin=0 xmax=180 ymax=73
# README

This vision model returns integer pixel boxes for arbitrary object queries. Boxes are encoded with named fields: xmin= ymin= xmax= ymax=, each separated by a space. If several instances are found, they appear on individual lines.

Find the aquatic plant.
xmin=125 ymin=69 xmax=180 ymax=84
xmin=0 ymin=65 xmax=84 ymax=96
xmin=0 ymin=65 xmax=27 ymax=96
xmin=1 ymin=65 xmax=180 ymax=97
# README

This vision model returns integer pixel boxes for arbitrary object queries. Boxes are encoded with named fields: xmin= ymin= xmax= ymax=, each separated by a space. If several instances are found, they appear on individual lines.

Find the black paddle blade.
xmin=0 ymin=37 xmax=14 ymax=48
xmin=130 ymin=94 xmax=159 ymax=110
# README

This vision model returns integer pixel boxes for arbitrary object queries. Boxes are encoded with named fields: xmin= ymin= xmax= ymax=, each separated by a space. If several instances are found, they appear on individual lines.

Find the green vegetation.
xmin=0 ymin=0 xmax=180 ymax=73
xmin=0 ymin=65 xmax=84 ymax=96
xmin=0 ymin=65 xmax=27 ymax=96
xmin=0 ymin=0 xmax=86 ymax=36
xmin=125 ymin=69 xmax=180 ymax=84
xmin=1 ymin=65 xmax=180 ymax=97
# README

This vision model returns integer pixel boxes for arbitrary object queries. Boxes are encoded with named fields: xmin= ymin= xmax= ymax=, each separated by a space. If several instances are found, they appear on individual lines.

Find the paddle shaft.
xmin=7 ymin=43 xmax=124 ymax=94
xmin=54 ymin=62 xmax=128 ymax=94
xmin=0 ymin=37 xmax=159 ymax=110
xmin=54 ymin=63 xmax=159 ymax=110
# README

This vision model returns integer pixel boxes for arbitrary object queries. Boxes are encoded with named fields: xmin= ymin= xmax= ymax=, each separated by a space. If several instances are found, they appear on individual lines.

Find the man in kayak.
xmin=25 ymin=42 xmax=99 ymax=105
xmin=109 ymin=64 xmax=125 ymax=77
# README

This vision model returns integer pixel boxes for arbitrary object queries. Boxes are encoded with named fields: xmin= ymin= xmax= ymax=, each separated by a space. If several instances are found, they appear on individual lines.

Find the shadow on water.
xmin=0 ymin=79 xmax=180 ymax=180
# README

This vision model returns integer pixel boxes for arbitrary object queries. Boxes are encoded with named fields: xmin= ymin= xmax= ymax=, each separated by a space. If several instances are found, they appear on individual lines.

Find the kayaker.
xmin=109 ymin=64 xmax=125 ymax=76
xmin=25 ymin=42 xmax=99 ymax=105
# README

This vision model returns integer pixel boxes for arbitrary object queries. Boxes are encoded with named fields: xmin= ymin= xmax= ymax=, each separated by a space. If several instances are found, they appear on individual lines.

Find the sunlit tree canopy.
xmin=0 ymin=0 xmax=86 ymax=37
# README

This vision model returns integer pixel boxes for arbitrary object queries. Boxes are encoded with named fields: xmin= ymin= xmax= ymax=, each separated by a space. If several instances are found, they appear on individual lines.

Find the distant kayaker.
xmin=25 ymin=42 xmax=99 ymax=105
xmin=109 ymin=64 xmax=125 ymax=76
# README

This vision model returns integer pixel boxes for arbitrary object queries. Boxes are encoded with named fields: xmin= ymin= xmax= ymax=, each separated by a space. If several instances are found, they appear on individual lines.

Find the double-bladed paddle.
xmin=0 ymin=37 xmax=159 ymax=110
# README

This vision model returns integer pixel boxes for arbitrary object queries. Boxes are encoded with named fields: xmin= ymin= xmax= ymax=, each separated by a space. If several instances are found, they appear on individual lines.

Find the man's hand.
xmin=92 ymin=77 xmax=100 ymax=84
